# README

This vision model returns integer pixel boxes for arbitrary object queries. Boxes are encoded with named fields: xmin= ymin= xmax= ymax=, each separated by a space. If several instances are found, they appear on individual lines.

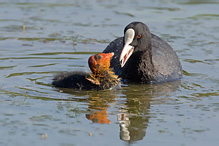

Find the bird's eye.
xmin=97 ymin=55 xmax=102 ymax=60
xmin=137 ymin=34 xmax=142 ymax=39
xmin=95 ymin=55 xmax=102 ymax=60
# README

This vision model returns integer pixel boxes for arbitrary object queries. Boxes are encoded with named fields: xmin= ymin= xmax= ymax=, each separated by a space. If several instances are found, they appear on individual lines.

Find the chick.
xmin=52 ymin=52 xmax=120 ymax=90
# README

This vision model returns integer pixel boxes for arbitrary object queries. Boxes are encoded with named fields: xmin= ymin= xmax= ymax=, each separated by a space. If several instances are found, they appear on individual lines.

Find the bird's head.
xmin=88 ymin=52 xmax=119 ymax=88
xmin=120 ymin=22 xmax=152 ymax=67
xmin=88 ymin=52 xmax=114 ymax=75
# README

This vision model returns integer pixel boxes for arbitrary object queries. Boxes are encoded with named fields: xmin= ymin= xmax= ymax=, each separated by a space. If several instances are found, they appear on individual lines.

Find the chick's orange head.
xmin=88 ymin=52 xmax=114 ymax=74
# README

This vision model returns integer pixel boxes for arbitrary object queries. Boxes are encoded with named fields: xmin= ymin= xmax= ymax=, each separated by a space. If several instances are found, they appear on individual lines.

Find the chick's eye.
xmin=137 ymin=34 xmax=142 ymax=39
xmin=97 ymin=55 xmax=102 ymax=60
xmin=95 ymin=55 xmax=102 ymax=60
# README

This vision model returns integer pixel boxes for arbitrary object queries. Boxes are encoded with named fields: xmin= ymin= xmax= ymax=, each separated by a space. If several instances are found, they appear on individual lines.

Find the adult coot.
xmin=52 ymin=52 xmax=120 ymax=90
xmin=103 ymin=22 xmax=182 ymax=83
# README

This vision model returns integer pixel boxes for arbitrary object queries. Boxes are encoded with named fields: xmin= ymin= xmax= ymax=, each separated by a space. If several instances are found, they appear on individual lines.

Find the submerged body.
xmin=52 ymin=53 xmax=120 ymax=90
xmin=52 ymin=71 xmax=97 ymax=90
xmin=103 ymin=22 xmax=182 ymax=83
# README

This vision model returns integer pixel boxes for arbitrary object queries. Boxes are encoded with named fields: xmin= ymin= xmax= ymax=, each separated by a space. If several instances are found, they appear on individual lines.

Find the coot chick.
xmin=52 ymin=52 xmax=120 ymax=90
xmin=103 ymin=22 xmax=182 ymax=83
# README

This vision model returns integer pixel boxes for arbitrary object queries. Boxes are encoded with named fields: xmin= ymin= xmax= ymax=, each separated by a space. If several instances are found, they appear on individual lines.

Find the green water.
xmin=0 ymin=0 xmax=219 ymax=146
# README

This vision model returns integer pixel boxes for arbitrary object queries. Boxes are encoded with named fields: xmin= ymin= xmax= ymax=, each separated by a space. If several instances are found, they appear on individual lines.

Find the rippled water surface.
xmin=0 ymin=0 xmax=219 ymax=145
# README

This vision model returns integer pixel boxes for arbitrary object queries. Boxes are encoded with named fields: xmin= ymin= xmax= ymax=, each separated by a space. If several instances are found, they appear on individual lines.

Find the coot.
xmin=103 ymin=22 xmax=182 ymax=83
xmin=52 ymin=52 xmax=120 ymax=90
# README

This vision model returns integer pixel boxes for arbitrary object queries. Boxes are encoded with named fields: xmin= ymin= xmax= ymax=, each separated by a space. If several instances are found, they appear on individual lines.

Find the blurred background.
xmin=0 ymin=0 xmax=218 ymax=145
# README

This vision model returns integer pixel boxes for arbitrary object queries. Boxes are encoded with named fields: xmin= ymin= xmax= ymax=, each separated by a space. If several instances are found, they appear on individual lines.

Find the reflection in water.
xmin=0 ymin=0 xmax=218 ymax=145
xmin=61 ymin=90 xmax=118 ymax=124
xmin=58 ymin=80 xmax=180 ymax=143
xmin=86 ymin=108 xmax=110 ymax=124
xmin=118 ymin=80 xmax=180 ymax=143
xmin=85 ymin=93 xmax=117 ymax=124
xmin=118 ymin=114 xmax=149 ymax=142
xmin=118 ymin=100 xmax=149 ymax=142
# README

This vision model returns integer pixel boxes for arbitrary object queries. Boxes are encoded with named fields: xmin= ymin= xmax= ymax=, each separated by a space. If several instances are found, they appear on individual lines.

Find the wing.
xmin=151 ymin=34 xmax=182 ymax=81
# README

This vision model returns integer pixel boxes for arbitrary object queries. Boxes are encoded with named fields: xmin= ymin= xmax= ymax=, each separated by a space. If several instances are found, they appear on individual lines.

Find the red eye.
xmin=137 ymin=34 xmax=141 ymax=39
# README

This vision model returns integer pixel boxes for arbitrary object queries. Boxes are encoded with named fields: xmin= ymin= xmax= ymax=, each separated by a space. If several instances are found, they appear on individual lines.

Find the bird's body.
xmin=103 ymin=22 xmax=182 ymax=83
xmin=52 ymin=53 xmax=120 ymax=90
xmin=53 ymin=22 xmax=182 ymax=90
xmin=52 ymin=71 xmax=97 ymax=90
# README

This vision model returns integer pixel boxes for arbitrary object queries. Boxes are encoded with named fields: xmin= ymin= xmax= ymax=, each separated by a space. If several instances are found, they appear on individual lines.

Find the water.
xmin=0 ymin=0 xmax=219 ymax=145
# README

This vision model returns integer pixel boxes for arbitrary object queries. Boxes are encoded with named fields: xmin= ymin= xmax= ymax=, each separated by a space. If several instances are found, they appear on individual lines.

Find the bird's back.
xmin=103 ymin=37 xmax=123 ymax=76
xmin=151 ymin=34 xmax=182 ymax=82
xmin=103 ymin=34 xmax=182 ymax=82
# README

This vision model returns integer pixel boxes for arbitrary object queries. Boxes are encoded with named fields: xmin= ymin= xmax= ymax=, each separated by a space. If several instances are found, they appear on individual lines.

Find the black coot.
xmin=103 ymin=22 xmax=182 ymax=83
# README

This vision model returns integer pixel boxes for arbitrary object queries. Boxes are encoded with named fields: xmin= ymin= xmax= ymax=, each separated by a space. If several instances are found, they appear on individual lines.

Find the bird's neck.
xmin=99 ymin=69 xmax=119 ymax=89
xmin=87 ymin=69 xmax=119 ymax=89
xmin=138 ymin=48 xmax=155 ymax=82
xmin=122 ymin=48 xmax=155 ymax=83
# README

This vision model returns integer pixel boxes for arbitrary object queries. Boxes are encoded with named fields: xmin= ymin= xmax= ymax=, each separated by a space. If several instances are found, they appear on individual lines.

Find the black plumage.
xmin=52 ymin=52 xmax=120 ymax=90
xmin=52 ymin=71 xmax=96 ymax=90
xmin=103 ymin=22 xmax=182 ymax=83
xmin=52 ymin=70 xmax=120 ymax=90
